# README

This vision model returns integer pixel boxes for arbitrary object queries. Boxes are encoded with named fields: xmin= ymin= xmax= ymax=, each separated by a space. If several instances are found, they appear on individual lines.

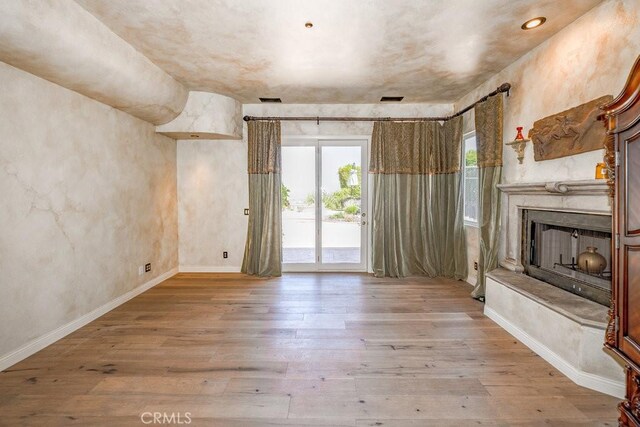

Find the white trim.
xmin=281 ymin=137 xmax=370 ymax=272
xmin=484 ymin=306 xmax=625 ymax=398
xmin=465 ymin=275 xmax=477 ymax=287
xmin=464 ymin=219 xmax=479 ymax=228
xmin=0 ymin=267 xmax=178 ymax=372
xmin=282 ymin=134 xmax=372 ymax=141
xmin=179 ymin=265 xmax=242 ymax=273
xmin=283 ymin=263 xmax=367 ymax=273
xmin=463 ymin=132 xmax=479 ymax=225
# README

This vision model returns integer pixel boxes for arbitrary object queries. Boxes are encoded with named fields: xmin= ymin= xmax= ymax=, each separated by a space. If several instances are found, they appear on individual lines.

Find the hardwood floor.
xmin=0 ymin=273 xmax=619 ymax=426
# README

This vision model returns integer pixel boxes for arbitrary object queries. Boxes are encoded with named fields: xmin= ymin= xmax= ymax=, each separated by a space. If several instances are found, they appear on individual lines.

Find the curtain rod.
xmin=243 ymin=83 xmax=510 ymax=123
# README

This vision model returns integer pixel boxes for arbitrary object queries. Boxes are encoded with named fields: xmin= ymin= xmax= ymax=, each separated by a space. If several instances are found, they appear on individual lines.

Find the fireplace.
xmin=522 ymin=209 xmax=612 ymax=306
xmin=486 ymin=181 xmax=623 ymax=396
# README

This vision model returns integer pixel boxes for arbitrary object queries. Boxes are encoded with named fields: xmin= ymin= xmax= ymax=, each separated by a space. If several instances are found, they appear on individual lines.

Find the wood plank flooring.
xmin=0 ymin=273 xmax=619 ymax=426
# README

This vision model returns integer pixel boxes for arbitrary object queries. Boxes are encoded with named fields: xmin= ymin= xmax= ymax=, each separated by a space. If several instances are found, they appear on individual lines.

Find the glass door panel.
xmin=281 ymin=146 xmax=316 ymax=264
xmin=320 ymin=143 xmax=366 ymax=268
xmin=281 ymin=139 xmax=367 ymax=271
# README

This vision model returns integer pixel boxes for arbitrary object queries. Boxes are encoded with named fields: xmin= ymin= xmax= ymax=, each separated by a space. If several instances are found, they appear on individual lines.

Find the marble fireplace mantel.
xmin=497 ymin=179 xmax=611 ymax=272
xmin=497 ymin=179 xmax=609 ymax=196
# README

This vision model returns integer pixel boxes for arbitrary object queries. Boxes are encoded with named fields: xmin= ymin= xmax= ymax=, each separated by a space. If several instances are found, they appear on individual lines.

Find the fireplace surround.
xmin=482 ymin=179 xmax=624 ymax=397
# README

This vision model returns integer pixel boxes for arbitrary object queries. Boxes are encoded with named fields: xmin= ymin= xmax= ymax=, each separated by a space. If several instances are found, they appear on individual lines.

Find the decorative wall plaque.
xmin=528 ymin=95 xmax=613 ymax=161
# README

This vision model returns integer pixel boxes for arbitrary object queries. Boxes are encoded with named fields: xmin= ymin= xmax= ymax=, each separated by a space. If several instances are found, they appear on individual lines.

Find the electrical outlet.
xmin=244 ymin=208 xmax=249 ymax=215
xmin=145 ymin=263 xmax=151 ymax=273
xmin=223 ymin=251 xmax=228 ymax=259
xmin=473 ymin=261 xmax=478 ymax=271
xmin=138 ymin=266 xmax=144 ymax=276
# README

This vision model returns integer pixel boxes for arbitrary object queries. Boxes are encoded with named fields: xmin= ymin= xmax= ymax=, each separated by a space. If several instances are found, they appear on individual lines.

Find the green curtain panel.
xmin=241 ymin=120 xmax=283 ymax=277
xmin=471 ymin=94 xmax=504 ymax=299
xmin=370 ymin=117 xmax=467 ymax=279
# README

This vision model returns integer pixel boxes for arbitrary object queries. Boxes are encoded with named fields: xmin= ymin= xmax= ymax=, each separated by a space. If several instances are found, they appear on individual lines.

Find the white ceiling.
xmin=76 ymin=0 xmax=603 ymax=104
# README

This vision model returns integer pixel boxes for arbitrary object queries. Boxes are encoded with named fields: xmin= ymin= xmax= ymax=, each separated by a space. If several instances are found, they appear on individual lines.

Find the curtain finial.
xmin=498 ymin=83 xmax=511 ymax=97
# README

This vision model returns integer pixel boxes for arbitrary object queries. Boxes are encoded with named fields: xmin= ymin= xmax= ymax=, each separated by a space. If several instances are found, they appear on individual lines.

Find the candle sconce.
xmin=506 ymin=126 xmax=530 ymax=164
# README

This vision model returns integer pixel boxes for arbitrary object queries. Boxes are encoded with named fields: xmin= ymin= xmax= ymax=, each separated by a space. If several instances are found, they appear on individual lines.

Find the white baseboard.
xmin=484 ymin=306 xmax=625 ymax=398
xmin=0 ymin=267 xmax=178 ymax=372
xmin=179 ymin=265 xmax=242 ymax=273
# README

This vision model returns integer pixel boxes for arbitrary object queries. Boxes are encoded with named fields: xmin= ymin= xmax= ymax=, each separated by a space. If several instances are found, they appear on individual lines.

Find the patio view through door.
xmin=281 ymin=138 xmax=368 ymax=271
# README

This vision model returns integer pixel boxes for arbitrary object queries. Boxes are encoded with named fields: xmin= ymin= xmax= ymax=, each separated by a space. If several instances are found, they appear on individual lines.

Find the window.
xmin=463 ymin=132 xmax=478 ymax=226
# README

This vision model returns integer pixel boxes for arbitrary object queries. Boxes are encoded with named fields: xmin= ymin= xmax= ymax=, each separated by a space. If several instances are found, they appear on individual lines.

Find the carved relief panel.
xmin=529 ymin=95 xmax=612 ymax=161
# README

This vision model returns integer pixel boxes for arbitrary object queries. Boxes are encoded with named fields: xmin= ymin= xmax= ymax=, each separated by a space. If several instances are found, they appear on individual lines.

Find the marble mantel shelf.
xmin=497 ymin=179 xmax=608 ymax=196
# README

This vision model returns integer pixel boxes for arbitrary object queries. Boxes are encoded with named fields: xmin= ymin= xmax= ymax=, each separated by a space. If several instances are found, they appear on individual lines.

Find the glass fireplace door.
xmin=523 ymin=209 xmax=612 ymax=305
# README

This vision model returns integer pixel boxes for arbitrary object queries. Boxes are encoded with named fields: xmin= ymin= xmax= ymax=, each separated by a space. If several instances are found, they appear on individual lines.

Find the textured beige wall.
xmin=157 ymin=92 xmax=243 ymax=140
xmin=0 ymin=0 xmax=188 ymax=125
xmin=177 ymin=139 xmax=248 ymax=271
xmin=465 ymin=225 xmax=479 ymax=286
xmin=458 ymin=0 xmax=640 ymax=271
xmin=0 ymin=62 xmax=179 ymax=358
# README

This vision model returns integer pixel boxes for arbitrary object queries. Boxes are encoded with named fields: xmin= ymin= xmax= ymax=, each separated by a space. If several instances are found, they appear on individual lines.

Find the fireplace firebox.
xmin=522 ymin=209 xmax=612 ymax=306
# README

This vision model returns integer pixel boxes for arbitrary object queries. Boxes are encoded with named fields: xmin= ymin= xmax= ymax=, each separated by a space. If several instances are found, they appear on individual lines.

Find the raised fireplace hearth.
xmin=522 ymin=209 xmax=612 ymax=306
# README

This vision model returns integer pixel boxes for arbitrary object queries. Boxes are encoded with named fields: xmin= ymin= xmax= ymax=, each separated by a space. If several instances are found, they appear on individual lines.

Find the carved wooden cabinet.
xmin=602 ymin=55 xmax=640 ymax=427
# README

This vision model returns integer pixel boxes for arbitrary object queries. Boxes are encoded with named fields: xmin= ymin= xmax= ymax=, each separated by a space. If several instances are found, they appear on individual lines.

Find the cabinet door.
xmin=619 ymin=126 xmax=640 ymax=362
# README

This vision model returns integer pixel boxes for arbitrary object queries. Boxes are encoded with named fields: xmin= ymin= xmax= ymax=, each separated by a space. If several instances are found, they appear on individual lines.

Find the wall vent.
xmin=259 ymin=97 xmax=282 ymax=103
xmin=380 ymin=96 xmax=404 ymax=102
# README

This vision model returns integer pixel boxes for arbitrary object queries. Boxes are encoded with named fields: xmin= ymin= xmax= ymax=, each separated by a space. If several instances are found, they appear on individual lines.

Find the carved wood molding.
xmin=600 ymin=55 xmax=640 ymax=134
xmin=600 ymin=55 xmax=640 ymax=198
xmin=631 ymin=372 xmax=640 ymax=420
xmin=603 ymin=132 xmax=616 ymax=199
xmin=620 ymin=368 xmax=640 ymax=426
xmin=606 ymin=297 xmax=617 ymax=348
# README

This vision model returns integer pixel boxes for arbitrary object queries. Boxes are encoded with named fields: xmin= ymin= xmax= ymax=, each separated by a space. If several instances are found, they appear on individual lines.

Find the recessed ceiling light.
xmin=305 ymin=22 xmax=313 ymax=28
xmin=521 ymin=17 xmax=546 ymax=30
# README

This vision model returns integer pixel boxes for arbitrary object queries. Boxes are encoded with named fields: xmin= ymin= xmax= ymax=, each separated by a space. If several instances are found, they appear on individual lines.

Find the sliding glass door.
xmin=281 ymin=144 xmax=317 ymax=264
xmin=281 ymin=138 xmax=368 ymax=271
